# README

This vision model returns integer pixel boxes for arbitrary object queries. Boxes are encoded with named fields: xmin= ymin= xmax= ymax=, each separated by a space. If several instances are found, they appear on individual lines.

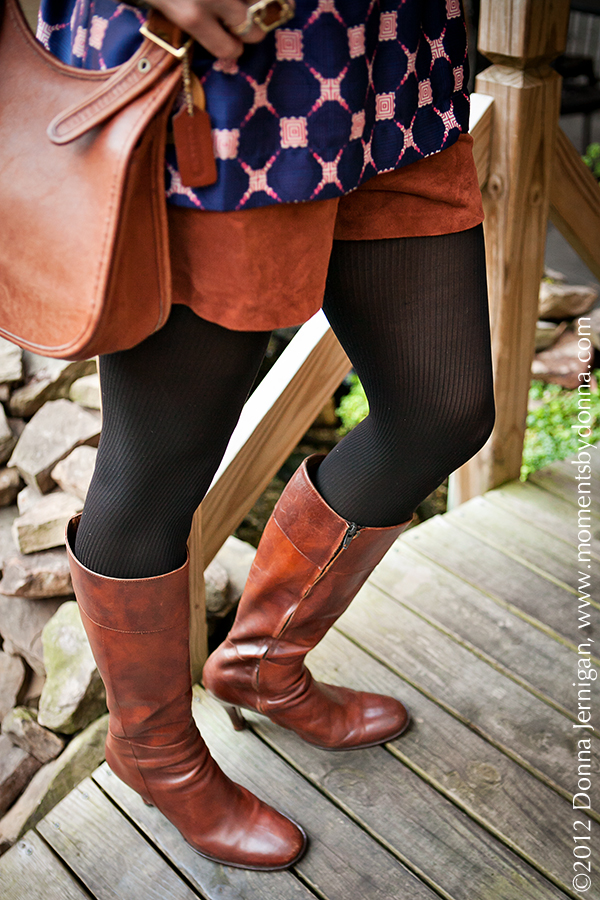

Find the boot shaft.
xmin=66 ymin=517 xmax=193 ymax=742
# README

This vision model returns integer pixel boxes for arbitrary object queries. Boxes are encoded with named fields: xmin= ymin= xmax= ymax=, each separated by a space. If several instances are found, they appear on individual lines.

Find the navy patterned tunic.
xmin=37 ymin=0 xmax=470 ymax=210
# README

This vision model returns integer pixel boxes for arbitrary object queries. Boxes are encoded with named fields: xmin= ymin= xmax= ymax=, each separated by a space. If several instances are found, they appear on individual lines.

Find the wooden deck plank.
xmin=92 ymin=765 xmax=319 ymax=900
xmin=401 ymin=514 xmax=584 ymax=647
xmin=529 ymin=464 xmax=597 ymax=511
xmin=371 ymin=541 xmax=579 ymax=714
xmin=37 ymin=779 xmax=201 ymax=900
xmin=547 ymin=457 xmax=600 ymax=495
xmin=444 ymin=495 xmax=599 ymax=592
xmin=196 ymin=690 xmax=571 ymax=900
xmin=335 ymin=581 xmax=598 ymax=807
xmin=1 ymin=455 xmax=591 ymax=897
xmin=305 ymin=629 xmax=595 ymax=900
xmin=98 ymin=705 xmax=436 ymax=900
xmin=483 ymin=481 xmax=600 ymax=555
xmin=588 ymin=445 xmax=600 ymax=478
xmin=0 ymin=831 xmax=91 ymax=900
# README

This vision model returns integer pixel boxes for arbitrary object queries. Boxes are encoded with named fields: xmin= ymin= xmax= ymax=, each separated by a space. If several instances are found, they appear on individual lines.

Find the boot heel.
xmin=225 ymin=705 xmax=246 ymax=731
xmin=142 ymin=799 xmax=155 ymax=807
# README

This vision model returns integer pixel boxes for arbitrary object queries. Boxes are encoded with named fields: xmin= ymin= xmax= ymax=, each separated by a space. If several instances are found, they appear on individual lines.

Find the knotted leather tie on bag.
xmin=0 ymin=0 xmax=187 ymax=360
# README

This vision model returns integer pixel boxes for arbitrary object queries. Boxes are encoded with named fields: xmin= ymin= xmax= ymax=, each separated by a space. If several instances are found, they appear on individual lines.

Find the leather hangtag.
xmin=172 ymin=105 xmax=218 ymax=188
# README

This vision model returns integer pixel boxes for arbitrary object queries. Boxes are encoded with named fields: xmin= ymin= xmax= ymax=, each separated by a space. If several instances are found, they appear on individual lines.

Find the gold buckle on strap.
xmin=139 ymin=21 xmax=192 ymax=59
xmin=248 ymin=0 xmax=295 ymax=34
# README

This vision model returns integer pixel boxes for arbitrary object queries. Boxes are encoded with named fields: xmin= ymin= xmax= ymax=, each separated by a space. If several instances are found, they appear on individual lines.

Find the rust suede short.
xmin=168 ymin=133 xmax=483 ymax=332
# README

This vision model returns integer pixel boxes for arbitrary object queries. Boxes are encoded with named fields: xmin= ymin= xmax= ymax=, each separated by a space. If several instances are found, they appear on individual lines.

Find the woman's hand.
xmin=143 ymin=0 xmax=269 ymax=59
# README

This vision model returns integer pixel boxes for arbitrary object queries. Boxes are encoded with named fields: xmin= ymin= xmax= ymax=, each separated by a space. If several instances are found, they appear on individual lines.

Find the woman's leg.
xmin=75 ymin=304 xmax=271 ymax=578
xmin=204 ymin=224 xmax=494 ymax=749
xmin=67 ymin=305 xmax=307 ymax=869
xmin=316 ymin=224 xmax=495 ymax=525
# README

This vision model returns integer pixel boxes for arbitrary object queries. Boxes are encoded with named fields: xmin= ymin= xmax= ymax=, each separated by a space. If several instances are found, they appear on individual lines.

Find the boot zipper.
xmin=341 ymin=521 xmax=361 ymax=549
xmin=313 ymin=521 xmax=362 ymax=586
xmin=275 ymin=520 xmax=363 ymax=638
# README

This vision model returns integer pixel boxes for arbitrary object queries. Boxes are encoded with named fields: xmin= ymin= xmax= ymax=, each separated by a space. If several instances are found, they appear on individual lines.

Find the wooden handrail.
xmin=200 ymin=312 xmax=350 ymax=566
xmin=550 ymin=126 xmax=600 ymax=281
xmin=470 ymin=93 xmax=494 ymax=187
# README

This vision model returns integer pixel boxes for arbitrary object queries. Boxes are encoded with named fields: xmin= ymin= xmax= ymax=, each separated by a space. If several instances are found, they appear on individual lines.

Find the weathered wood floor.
xmin=1 ymin=453 xmax=597 ymax=900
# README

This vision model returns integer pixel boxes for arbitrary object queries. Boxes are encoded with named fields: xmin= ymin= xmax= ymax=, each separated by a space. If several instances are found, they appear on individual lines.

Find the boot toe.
xmin=359 ymin=692 xmax=410 ymax=746
xmin=241 ymin=802 xmax=308 ymax=870
xmin=196 ymin=787 xmax=308 ymax=870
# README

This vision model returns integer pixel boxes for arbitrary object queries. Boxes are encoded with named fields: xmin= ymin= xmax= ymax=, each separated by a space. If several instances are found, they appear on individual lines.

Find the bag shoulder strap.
xmin=46 ymin=12 xmax=185 ymax=145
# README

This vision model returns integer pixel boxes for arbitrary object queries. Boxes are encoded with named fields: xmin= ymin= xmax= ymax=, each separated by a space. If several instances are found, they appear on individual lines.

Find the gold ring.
xmin=229 ymin=15 xmax=254 ymax=38
xmin=229 ymin=0 xmax=295 ymax=37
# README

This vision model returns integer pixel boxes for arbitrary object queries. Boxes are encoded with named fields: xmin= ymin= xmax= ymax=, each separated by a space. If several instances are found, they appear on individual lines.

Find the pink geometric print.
xmin=379 ymin=12 xmax=397 ymax=41
xmin=375 ymin=93 xmax=395 ymax=120
xmin=280 ymin=117 xmax=309 ymax=148
xmin=38 ymin=0 xmax=470 ymax=210
xmin=348 ymin=25 xmax=365 ymax=58
xmin=276 ymin=29 xmax=303 ymax=61
xmin=89 ymin=16 xmax=109 ymax=50
xmin=213 ymin=129 xmax=240 ymax=160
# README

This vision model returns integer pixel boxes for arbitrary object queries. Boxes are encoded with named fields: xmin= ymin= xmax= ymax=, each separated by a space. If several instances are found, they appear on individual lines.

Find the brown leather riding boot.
xmin=202 ymin=456 xmax=411 ymax=750
xmin=66 ymin=516 xmax=306 ymax=870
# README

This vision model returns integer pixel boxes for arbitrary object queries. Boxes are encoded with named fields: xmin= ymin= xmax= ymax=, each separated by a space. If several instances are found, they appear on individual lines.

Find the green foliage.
xmin=336 ymin=374 xmax=369 ymax=435
xmin=583 ymin=143 xmax=600 ymax=181
xmin=521 ymin=372 xmax=600 ymax=479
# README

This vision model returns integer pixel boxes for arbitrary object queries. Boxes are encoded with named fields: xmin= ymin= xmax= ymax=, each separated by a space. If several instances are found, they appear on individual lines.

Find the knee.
xmin=438 ymin=387 xmax=496 ymax=466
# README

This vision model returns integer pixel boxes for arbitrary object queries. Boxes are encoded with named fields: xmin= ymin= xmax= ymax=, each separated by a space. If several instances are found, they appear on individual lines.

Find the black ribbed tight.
xmin=75 ymin=224 xmax=494 ymax=578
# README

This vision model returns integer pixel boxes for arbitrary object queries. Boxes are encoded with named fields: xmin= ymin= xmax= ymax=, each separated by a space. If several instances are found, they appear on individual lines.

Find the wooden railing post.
xmin=188 ymin=509 xmax=207 ymax=683
xmin=448 ymin=0 xmax=570 ymax=505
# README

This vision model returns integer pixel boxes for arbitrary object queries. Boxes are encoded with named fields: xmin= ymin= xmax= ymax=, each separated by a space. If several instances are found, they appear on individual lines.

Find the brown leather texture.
xmin=203 ymin=455 xmax=411 ymax=750
xmin=66 ymin=516 xmax=307 ymax=870
xmin=0 ymin=0 xmax=182 ymax=360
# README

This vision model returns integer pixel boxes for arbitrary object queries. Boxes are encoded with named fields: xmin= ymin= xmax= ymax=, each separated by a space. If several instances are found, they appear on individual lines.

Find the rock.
xmin=0 ymin=762 xmax=56 ymax=856
xmin=12 ymin=491 xmax=83 ymax=555
xmin=7 ymin=418 xmax=26 ymax=440
xmin=0 ymin=505 xmax=19 ymax=568
xmin=0 ymin=594 xmax=65 ymax=676
xmin=8 ymin=399 xmax=101 ymax=494
xmin=21 ymin=671 xmax=45 ymax=709
xmin=8 ymin=355 xmax=96 ymax=419
xmin=2 ymin=707 xmax=65 ymax=763
xmin=204 ymin=558 xmax=230 ymax=616
xmin=16 ymin=485 xmax=41 ymax=516
xmin=37 ymin=601 xmax=106 ymax=734
xmin=531 ymin=328 xmax=591 ymax=389
xmin=0 ymin=338 xmax=23 ymax=385
xmin=51 ymin=446 xmax=97 ymax=501
xmin=538 ymin=280 xmax=598 ymax=320
xmin=0 ymin=652 xmax=27 ymax=720
xmin=0 ymin=407 xmax=16 ymax=467
xmin=543 ymin=266 xmax=566 ymax=283
xmin=0 ymin=734 xmax=41 ymax=817
xmin=535 ymin=320 xmax=568 ymax=352
xmin=69 ymin=374 xmax=101 ymax=410
xmin=0 ymin=713 xmax=108 ymax=853
xmin=0 ymin=549 xmax=72 ymax=599
xmin=0 ymin=468 xmax=21 ymax=508
xmin=215 ymin=535 xmax=255 ymax=602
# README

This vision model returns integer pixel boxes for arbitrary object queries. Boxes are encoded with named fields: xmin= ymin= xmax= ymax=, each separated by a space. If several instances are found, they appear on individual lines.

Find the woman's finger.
xmin=144 ymin=0 xmax=268 ymax=56
xmin=210 ymin=0 xmax=269 ymax=45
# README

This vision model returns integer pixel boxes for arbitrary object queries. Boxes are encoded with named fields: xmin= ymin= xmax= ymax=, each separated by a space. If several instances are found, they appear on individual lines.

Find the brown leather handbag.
xmin=0 ymin=0 xmax=186 ymax=360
